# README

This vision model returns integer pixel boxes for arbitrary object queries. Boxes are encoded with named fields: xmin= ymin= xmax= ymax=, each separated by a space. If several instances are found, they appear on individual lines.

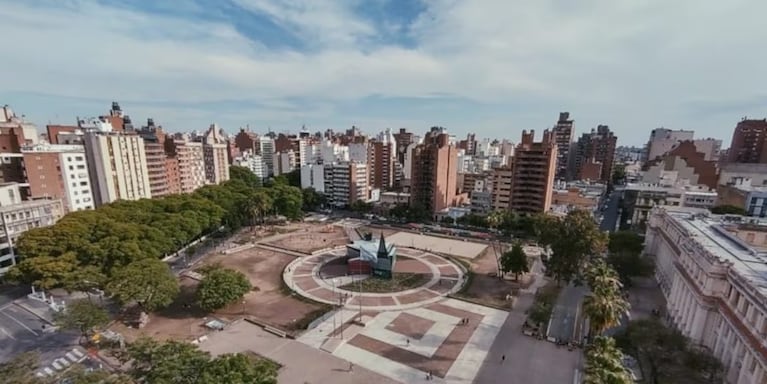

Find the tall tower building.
xmin=410 ymin=127 xmax=458 ymax=213
xmin=167 ymin=134 xmax=206 ymax=194
xmin=83 ymin=132 xmax=151 ymax=206
xmin=727 ymin=118 xmax=767 ymax=164
xmin=202 ymin=124 xmax=230 ymax=185
xmin=509 ymin=130 xmax=557 ymax=214
xmin=369 ymin=129 xmax=397 ymax=190
xmin=572 ymin=125 xmax=618 ymax=183
xmin=136 ymin=118 xmax=170 ymax=197
xmin=552 ymin=112 xmax=574 ymax=181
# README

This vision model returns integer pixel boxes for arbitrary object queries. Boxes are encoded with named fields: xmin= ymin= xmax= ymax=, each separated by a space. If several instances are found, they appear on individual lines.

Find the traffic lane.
xmin=0 ymin=285 xmax=27 ymax=307
xmin=547 ymin=284 xmax=588 ymax=342
xmin=599 ymin=191 xmax=622 ymax=232
xmin=0 ymin=304 xmax=79 ymax=364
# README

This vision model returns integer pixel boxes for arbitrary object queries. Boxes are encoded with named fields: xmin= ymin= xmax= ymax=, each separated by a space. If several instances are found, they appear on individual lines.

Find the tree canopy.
xmin=583 ymin=260 xmax=630 ymax=336
xmin=196 ymin=267 xmax=252 ymax=312
xmin=583 ymin=336 xmax=633 ymax=384
xmin=125 ymin=337 xmax=277 ymax=384
xmin=106 ymin=258 xmax=180 ymax=312
xmin=8 ymin=169 xmax=306 ymax=294
xmin=607 ymin=231 xmax=653 ymax=288
xmin=501 ymin=243 xmax=529 ymax=280
xmin=55 ymin=299 xmax=110 ymax=340
xmin=539 ymin=209 xmax=608 ymax=285
xmin=615 ymin=318 xmax=723 ymax=384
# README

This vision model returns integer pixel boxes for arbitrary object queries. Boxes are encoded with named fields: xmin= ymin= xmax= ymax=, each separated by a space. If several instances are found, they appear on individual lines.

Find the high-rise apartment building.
xmin=0 ymin=183 xmax=64 ymax=275
xmin=21 ymin=144 xmax=94 ymax=212
xmin=234 ymin=128 xmax=259 ymax=155
xmin=572 ymin=125 xmax=617 ymax=183
xmin=323 ymin=162 xmax=368 ymax=208
xmin=202 ymin=124 xmax=229 ymax=185
xmin=646 ymin=207 xmax=767 ymax=384
xmin=410 ymin=127 xmax=458 ymax=213
xmin=727 ymin=118 xmax=767 ymax=164
xmin=393 ymin=128 xmax=416 ymax=165
xmin=369 ymin=129 xmax=397 ymax=190
xmin=83 ymin=132 xmax=151 ymax=206
xmin=233 ymin=151 xmax=266 ymax=180
xmin=167 ymin=135 xmax=206 ymax=194
xmin=509 ymin=130 xmax=557 ymax=214
xmin=136 ymin=119 xmax=170 ymax=197
xmin=259 ymin=138 xmax=275 ymax=176
xmin=552 ymin=112 xmax=574 ymax=181
xmin=491 ymin=167 xmax=513 ymax=211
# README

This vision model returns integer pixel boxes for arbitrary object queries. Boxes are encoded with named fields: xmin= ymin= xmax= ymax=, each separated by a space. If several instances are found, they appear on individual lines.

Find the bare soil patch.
xmin=264 ymin=225 xmax=349 ymax=254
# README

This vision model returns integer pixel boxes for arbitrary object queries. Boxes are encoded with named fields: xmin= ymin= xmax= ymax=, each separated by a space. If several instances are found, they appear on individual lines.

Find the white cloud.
xmin=0 ymin=0 xmax=765 ymax=143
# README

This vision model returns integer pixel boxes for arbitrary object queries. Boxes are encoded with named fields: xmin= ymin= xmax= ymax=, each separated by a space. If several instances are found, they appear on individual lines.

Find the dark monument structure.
xmin=346 ymin=233 xmax=397 ymax=278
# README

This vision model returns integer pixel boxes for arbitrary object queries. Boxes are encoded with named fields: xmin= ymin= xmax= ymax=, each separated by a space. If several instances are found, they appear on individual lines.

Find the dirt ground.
xmin=264 ymin=225 xmax=349 ymax=254
xmin=110 ymin=277 xmax=210 ymax=343
xmin=202 ymin=246 xmax=323 ymax=329
xmin=456 ymin=244 xmax=536 ymax=308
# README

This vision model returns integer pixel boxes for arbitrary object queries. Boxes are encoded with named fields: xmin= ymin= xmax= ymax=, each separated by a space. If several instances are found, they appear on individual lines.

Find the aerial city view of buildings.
xmin=0 ymin=1 xmax=766 ymax=384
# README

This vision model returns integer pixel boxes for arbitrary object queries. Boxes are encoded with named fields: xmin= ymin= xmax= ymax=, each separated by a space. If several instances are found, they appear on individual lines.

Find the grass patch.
xmin=339 ymin=273 xmax=429 ymax=293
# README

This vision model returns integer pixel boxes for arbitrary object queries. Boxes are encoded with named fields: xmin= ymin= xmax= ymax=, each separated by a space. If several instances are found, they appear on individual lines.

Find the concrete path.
xmin=475 ymin=293 xmax=581 ymax=384
xmin=199 ymin=320 xmax=398 ymax=384
xmin=283 ymin=246 xmax=465 ymax=311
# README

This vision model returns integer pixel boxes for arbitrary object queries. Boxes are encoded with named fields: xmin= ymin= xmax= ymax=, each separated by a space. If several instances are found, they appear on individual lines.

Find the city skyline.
xmin=1 ymin=0 xmax=766 ymax=146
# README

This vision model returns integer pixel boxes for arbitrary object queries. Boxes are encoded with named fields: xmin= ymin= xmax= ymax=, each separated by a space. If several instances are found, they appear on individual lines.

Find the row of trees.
xmin=0 ymin=337 xmax=278 ymax=384
xmin=6 ymin=166 xmax=300 ymax=292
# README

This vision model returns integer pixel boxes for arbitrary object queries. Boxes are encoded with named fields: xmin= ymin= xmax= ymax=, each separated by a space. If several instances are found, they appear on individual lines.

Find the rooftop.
xmin=0 ymin=198 xmax=62 ymax=212
xmin=664 ymin=207 xmax=767 ymax=296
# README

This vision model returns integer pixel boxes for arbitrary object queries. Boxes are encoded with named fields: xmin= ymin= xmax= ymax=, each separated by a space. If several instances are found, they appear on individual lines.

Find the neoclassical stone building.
xmin=646 ymin=206 xmax=767 ymax=384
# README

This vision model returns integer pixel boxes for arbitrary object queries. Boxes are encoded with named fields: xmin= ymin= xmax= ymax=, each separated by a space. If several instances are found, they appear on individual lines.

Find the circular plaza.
xmin=283 ymin=244 xmax=466 ymax=311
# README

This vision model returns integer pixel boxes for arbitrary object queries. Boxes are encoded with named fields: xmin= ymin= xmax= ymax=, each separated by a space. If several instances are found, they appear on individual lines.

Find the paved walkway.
xmin=199 ymin=320 xmax=398 ymax=384
xmin=283 ymin=246 xmax=465 ymax=311
xmin=298 ymin=298 xmax=508 ymax=383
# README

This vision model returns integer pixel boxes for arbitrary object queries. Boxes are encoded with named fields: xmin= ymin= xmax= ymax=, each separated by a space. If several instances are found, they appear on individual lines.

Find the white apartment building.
xmin=320 ymin=140 xmax=349 ymax=163
xmin=323 ymin=162 xmax=368 ymax=208
xmin=21 ymin=144 xmax=94 ymax=212
xmin=646 ymin=207 xmax=767 ymax=384
xmin=273 ymin=151 xmax=296 ymax=176
xmin=348 ymin=143 xmax=368 ymax=163
xmin=300 ymin=164 xmax=325 ymax=193
xmin=202 ymin=124 xmax=230 ymax=185
xmin=233 ymin=151 xmax=266 ymax=180
xmin=0 ymin=183 xmax=64 ymax=275
xmin=83 ymin=132 xmax=151 ymax=206
xmin=175 ymin=140 xmax=206 ymax=194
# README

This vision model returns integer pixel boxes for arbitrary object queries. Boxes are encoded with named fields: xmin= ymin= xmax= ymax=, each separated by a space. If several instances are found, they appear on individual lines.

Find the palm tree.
xmin=584 ymin=336 xmax=633 ymax=384
xmin=583 ymin=261 xmax=630 ymax=336
xmin=486 ymin=210 xmax=504 ymax=232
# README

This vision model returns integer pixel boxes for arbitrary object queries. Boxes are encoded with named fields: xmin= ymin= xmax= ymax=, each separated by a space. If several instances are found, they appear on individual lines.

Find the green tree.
xmin=55 ymin=299 xmax=110 ymax=342
xmin=607 ymin=231 xmax=653 ymax=288
xmin=540 ymin=210 xmax=608 ymax=285
xmin=125 ymin=338 xmax=278 ymax=384
xmin=107 ymin=258 xmax=179 ymax=313
xmin=246 ymin=190 xmax=274 ymax=228
xmin=583 ymin=336 xmax=633 ymax=384
xmin=350 ymin=199 xmax=373 ymax=214
xmin=583 ymin=261 xmax=630 ymax=336
xmin=5 ymin=252 xmax=79 ymax=290
xmin=615 ymin=318 xmax=689 ymax=383
xmin=197 ymin=267 xmax=252 ymax=312
xmin=0 ymin=351 xmax=40 ymax=384
xmin=126 ymin=337 xmax=210 ymax=384
xmin=200 ymin=354 xmax=278 ymax=384
xmin=302 ymin=187 xmax=326 ymax=211
xmin=486 ymin=210 xmax=504 ymax=231
xmin=59 ymin=366 xmax=136 ymax=384
xmin=710 ymin=205 xmax=746 ymax=215
xmin=229 ymin=165 xmax=261 ymax=188
xmin=500 ymin=243 xmax=529 ymax=280
xmin=271 ymin=184 xmax=303 ymax=220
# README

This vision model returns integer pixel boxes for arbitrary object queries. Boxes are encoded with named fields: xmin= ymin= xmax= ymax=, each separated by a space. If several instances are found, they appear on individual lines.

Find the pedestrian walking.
xmin=429 ymin=371 xmax=433 ymax=380
xmin=349 ymin=362 xmax=353 ymax=372
xmin=406 ymin=338 xmax=410 ymax=346
xmin=501 ymin=355 xmax=506 ymax=362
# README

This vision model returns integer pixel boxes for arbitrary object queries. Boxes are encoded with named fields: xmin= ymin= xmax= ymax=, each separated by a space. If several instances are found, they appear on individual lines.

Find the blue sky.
xmin=1 ymin=0 xmax=765 ymax=146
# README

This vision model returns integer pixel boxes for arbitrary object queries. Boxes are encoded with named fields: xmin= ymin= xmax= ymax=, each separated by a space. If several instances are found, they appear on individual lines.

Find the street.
xmin=544 ymin=188 xmax=623 ymax=344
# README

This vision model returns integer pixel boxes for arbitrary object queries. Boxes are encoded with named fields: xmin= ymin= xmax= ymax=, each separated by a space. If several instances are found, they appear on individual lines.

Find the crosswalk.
xmin=35 ymin=347 xmax=86 ymax=378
